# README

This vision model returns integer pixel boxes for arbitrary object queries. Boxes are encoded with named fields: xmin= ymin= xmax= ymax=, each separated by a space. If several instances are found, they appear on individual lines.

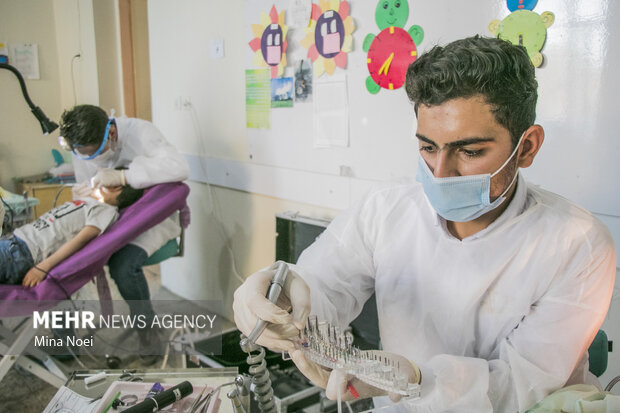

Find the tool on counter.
xmin=123 ymin=381 xmax=193 ymax=413
xmin=102 ymin=391 xmax=121 ymax=413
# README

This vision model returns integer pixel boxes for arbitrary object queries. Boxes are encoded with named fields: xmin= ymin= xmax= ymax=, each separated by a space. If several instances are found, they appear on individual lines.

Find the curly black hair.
xmin=116 ymin=186 xmax=144 ymax=209
xmin=59 ymin=105 xmax=109 ymax=147
xmin=406 ymin=36 xmax=538 ymax=148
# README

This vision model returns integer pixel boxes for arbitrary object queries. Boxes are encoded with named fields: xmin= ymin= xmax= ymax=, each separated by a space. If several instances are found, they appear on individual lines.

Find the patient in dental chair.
xmin=0 ymin=183 xmax=143 ymax=287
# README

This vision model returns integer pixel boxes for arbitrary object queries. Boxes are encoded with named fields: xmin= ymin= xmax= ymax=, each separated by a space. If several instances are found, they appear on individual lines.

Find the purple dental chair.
xmin=0 ymin=182 xmax=190 ymax=387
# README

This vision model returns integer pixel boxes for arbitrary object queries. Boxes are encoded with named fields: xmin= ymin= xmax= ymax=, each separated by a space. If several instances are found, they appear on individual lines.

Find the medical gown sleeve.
xmin=122 ymin=121 xmax=189 ymax=189
xmin=294 ymin=189 xmax=381 ymax=329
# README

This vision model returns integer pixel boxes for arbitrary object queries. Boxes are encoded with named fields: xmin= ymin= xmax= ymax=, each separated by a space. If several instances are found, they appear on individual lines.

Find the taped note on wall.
xmin=313 ymin=75 xmax=348 ymax=148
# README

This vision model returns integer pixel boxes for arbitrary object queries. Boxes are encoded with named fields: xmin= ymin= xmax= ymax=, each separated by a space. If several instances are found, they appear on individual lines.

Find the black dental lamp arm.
xmin=0 ymin=63 xmax=58 ymax=135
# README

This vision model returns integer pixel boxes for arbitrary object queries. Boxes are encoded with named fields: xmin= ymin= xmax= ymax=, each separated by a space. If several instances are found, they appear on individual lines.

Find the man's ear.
xmin=109 ymin=124 xmax=118 ymax=142
xmin=517 ymin=125 xmax=544 ymax=168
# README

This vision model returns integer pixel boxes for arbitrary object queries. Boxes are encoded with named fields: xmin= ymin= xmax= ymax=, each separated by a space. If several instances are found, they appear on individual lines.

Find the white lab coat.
xmin=293 ymin=174 xmax=617 ymax=413
xmin=73 ymin=117 xmax=189 ymax=255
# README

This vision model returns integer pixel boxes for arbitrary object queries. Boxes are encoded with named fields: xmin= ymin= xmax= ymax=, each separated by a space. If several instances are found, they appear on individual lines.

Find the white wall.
xmin=148 ymin=0 xmax=343 ymax=321
xmin=149 ymin=0 xmax=247 ymax=161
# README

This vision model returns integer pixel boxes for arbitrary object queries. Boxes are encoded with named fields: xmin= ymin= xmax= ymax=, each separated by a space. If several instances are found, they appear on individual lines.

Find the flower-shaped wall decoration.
xmin=249 ymin=5 xmax=288 ymax=78
xmin=300 ymin=0 xmax=355 ymax=77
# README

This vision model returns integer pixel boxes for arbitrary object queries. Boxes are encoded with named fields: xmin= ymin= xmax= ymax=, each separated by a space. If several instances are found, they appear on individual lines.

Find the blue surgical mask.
xmin=416 ymin=133 xmax=524 ymax=222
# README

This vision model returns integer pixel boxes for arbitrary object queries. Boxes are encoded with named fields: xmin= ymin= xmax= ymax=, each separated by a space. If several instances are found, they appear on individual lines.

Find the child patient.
xmin=0 ymin=183 xmax=143 ymax=287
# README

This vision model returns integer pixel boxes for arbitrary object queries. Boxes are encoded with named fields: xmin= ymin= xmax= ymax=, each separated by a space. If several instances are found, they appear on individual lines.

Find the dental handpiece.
xmin=243 ymin=262 xmax=289 ymax=346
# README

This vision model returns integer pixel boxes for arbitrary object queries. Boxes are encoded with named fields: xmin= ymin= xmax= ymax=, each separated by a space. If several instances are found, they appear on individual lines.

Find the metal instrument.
xmin=242 ymin=262 xmax=289 ymax=345
xmin=296 ymin=315 xmax=421 ymax=398
xmin=238 ymin=261 xmax=289 ymax=413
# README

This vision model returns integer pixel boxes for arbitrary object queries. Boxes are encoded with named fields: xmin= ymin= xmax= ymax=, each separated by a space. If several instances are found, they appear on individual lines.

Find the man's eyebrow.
xmin=416 ymin=134 xmax=437 ymax=146
xmin=415 ymin=134 xmax=496 ymax=148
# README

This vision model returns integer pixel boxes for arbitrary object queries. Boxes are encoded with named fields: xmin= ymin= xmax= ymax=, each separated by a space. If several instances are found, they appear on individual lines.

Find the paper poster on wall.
xmin=300 ymin=1 xmax=355 ymax=77
xmin=271 ymin=77 xmax=294 ymax=108
xmin=0 ymin=42 xmax=8 ymax=64
xmin=290 ymin=0 xmax=312 ymax=28
xmin=489 ymin=1 xmax=554 ymax=67
xmin=294 ymin=60 xmax=313 ymax=103
xmin=245 ymin=69 xmax=271 ymax=129
xmin=313 ymin=76 xmax=348 ymax=148
xmin=9 ymin=43 xmax=39 ymax=79
xmin=248 ymin=5 xmax=288 ymax=79
xmin=363 ymin=0 xmax=423 ymax=94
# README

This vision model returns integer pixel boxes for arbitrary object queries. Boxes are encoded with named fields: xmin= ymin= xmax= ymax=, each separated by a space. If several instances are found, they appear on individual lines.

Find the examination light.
xmin=1 ymin=63 xmax=58 ymax=135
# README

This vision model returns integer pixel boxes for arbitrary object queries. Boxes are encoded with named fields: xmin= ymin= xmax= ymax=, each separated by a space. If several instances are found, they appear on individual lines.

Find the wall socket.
xmin=210 ymin=38 xmax=224 ymax=59
xmin=174 ymin=96 xmax=191 ymax=110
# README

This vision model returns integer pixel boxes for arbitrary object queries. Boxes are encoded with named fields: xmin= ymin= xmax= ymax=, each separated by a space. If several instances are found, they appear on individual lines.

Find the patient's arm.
xmin=22 ymin=225 xmax=101 ymax=287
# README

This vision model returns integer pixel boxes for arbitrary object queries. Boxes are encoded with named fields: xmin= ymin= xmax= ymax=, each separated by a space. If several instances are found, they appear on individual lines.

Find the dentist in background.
xmin=58 ymin=104 xmax=189 ymax=353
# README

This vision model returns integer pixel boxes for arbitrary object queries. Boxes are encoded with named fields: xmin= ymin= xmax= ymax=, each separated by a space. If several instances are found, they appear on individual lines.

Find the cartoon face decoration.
xmin=489 ymin=2 xmax=554 ymax=67
xmin=507 ymin=0 xmax=538 ymax=12
xmin=249 ymin=5 xmax=288 ymax=78
xmin=497 ymin=10 xmax=552 ymax=53
xmin=375 ymin=0 xmax=410 ymax=30
xmin=261 ymin=23 xmax=283 ymax=66
xmin=300 ymin=1 xmax=355 ymax=77
xmin=363 ymin=0 xmax=423 ymax=94
xmin=315 ymin=10 xmax=345 ymax=58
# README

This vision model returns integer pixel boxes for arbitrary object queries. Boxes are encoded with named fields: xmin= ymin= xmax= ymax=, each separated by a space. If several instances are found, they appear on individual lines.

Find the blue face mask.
xmin=72 ymin=118 xmax=114 ymax=160
xmin=416 ymin=133 xmax=524 ymax=222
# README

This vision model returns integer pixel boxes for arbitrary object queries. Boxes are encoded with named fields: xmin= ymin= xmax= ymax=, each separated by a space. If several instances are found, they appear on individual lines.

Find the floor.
xmin=0 ymin=264 xmax=215 ymax=412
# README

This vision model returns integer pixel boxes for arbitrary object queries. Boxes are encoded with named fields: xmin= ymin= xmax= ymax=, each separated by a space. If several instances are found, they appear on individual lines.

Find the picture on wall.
xmin=271 ymin=77 xmax=294 ymax=108
xmin=294 ymin=60 xmax=313 ymax=102
xmin=489 ymin=0 xmax=554 ymax=67
xmin=245 ymin=69 xmax=271 ymax=129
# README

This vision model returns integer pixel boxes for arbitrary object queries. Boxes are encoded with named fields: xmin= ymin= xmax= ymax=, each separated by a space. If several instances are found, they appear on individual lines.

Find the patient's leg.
xmin=107 ymin=244 xmax=154 ymax=321
xmin=108 ymin=244 xmax=162 ymax=362
xmin=0 ymin=236 xmax=35 ymax=284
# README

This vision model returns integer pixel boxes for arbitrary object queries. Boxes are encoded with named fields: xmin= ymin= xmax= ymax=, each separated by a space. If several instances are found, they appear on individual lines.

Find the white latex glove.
xmin=291 ymin=349 xmax=421 ymax=402
xmin=90 ymin=168 xmax=126 ymax=188
xmin=72 ymin=182 xmax=93 ymax=199
xmin=233 ymin=261 xmax=311 ymax=352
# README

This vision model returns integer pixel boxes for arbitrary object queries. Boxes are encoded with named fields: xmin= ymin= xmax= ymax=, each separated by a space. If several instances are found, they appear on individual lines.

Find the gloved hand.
xmin=72 ymin=182 xmax=93 ymax=199
xmin=90 ymin=168 xmax=126 ymax=188
xmin=233 ymin=261 xmax=311 ymax=352
xmin=291 ymin=349 xmax=421 ymax=402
